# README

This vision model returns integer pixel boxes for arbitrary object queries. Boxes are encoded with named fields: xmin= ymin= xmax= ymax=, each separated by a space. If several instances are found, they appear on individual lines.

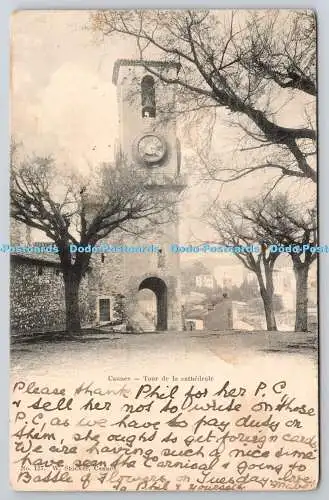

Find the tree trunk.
xmin=294 ymin=265 xmax=309 ymax=332
xmin=63 ymin=271 xmax=82 ymax=333
xmin=260 ymin=286 xmax=277 ymax=331
xmin=255 ymin=260 xmax=277 ymax=331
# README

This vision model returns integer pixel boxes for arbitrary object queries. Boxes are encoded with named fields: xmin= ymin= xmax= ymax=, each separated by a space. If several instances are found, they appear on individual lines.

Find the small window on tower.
xmin=141 ymin=75 xmax=156 ymax=118
xmin=158 ymin=248 xmax=165 ymax=268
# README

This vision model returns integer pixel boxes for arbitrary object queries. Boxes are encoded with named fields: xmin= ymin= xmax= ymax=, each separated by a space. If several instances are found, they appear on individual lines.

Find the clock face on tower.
xmin=137 ymin=134 xmax=166 ymax=165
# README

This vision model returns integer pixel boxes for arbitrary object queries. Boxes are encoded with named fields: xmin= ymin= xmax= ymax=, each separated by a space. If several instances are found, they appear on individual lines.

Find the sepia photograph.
xmin=9 ymin=9 xmax=318 ymax=491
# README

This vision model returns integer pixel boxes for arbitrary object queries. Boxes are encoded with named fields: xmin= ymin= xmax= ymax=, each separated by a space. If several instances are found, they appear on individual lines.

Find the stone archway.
xmin=138 ymin=277 xmax=168 ymax=331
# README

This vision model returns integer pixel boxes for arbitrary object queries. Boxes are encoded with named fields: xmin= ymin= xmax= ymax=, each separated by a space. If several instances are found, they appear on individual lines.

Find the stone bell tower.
xmin=112 ymin=59 xmax=185 ymax=331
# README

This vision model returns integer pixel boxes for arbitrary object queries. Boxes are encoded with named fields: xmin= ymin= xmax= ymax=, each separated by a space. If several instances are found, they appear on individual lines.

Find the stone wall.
xmin=86 ymin=237 xmax=184 ymax=330
xmin=10 ymin=248 xmax=127 ymax=336
xmin=10 ymin=256 xmax=91 ymax=335
xmin=86 ymin=249 xmax=126 ymax=325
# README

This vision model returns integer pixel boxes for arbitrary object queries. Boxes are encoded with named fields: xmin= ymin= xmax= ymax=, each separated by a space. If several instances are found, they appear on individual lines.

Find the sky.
xmin=10 ymin=10 xmax=317 ymax=277
xmin=11 ymin=11 xmax=124 ymax=167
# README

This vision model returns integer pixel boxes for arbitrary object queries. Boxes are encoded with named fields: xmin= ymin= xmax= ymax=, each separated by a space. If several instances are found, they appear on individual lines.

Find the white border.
xmin=1 ymin=2 xmax=327 ymax=499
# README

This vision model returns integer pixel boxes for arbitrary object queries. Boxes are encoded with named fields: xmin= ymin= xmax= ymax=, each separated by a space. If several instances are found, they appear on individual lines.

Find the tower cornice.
xmin=112 ymin=59 xmax=181 ymax=85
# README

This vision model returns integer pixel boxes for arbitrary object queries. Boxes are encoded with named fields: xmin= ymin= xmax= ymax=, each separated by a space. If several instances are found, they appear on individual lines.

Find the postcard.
xmin=9 ymin=9 xmax=318 ymax=491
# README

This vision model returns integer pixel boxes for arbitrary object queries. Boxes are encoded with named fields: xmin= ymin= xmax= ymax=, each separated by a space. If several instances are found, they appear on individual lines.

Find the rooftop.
xmin=11 ymin=252 xmax=60 ymax=267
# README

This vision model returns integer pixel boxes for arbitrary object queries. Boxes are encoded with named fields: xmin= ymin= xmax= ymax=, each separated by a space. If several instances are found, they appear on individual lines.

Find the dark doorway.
xmin=99 ymin=298 xmax=111 ymax=322
xmin=138 ymin=277 xmax=168 ymax=330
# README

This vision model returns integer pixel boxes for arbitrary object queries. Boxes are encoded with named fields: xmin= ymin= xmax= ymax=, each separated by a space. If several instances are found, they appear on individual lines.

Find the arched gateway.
xmin=138 ymin=277 xmax=168 ymax=331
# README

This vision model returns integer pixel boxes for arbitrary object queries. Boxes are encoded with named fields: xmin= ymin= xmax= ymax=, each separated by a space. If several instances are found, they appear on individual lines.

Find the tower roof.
xmin=112 ymin=59 xmax=181 ymax=85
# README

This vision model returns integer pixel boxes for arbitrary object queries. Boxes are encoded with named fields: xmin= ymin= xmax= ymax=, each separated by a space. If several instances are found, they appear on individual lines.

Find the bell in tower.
xmin=141 ymin=75 xmax=156 ymax=118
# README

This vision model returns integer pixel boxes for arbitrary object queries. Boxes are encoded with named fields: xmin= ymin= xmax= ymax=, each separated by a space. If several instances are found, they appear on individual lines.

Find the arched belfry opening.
xmin=138 ymin=277 xmax=167 ymax=330
xmin=141 ymin=75 xmax=156 ymax=118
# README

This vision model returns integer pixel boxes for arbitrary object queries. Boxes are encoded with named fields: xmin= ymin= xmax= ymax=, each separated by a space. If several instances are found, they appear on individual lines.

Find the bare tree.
xmin=11 ymin=149 xmax=176 ymax=332
xmin=209 ymin=201 xmax=280 ymax=331
xmin=90 ymin=10 xmax=316 ymax=183
xmin=242 ymin=193 xmax=317 ymax=332
xmin=243 ymin=10 xmax=316 ymax=96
